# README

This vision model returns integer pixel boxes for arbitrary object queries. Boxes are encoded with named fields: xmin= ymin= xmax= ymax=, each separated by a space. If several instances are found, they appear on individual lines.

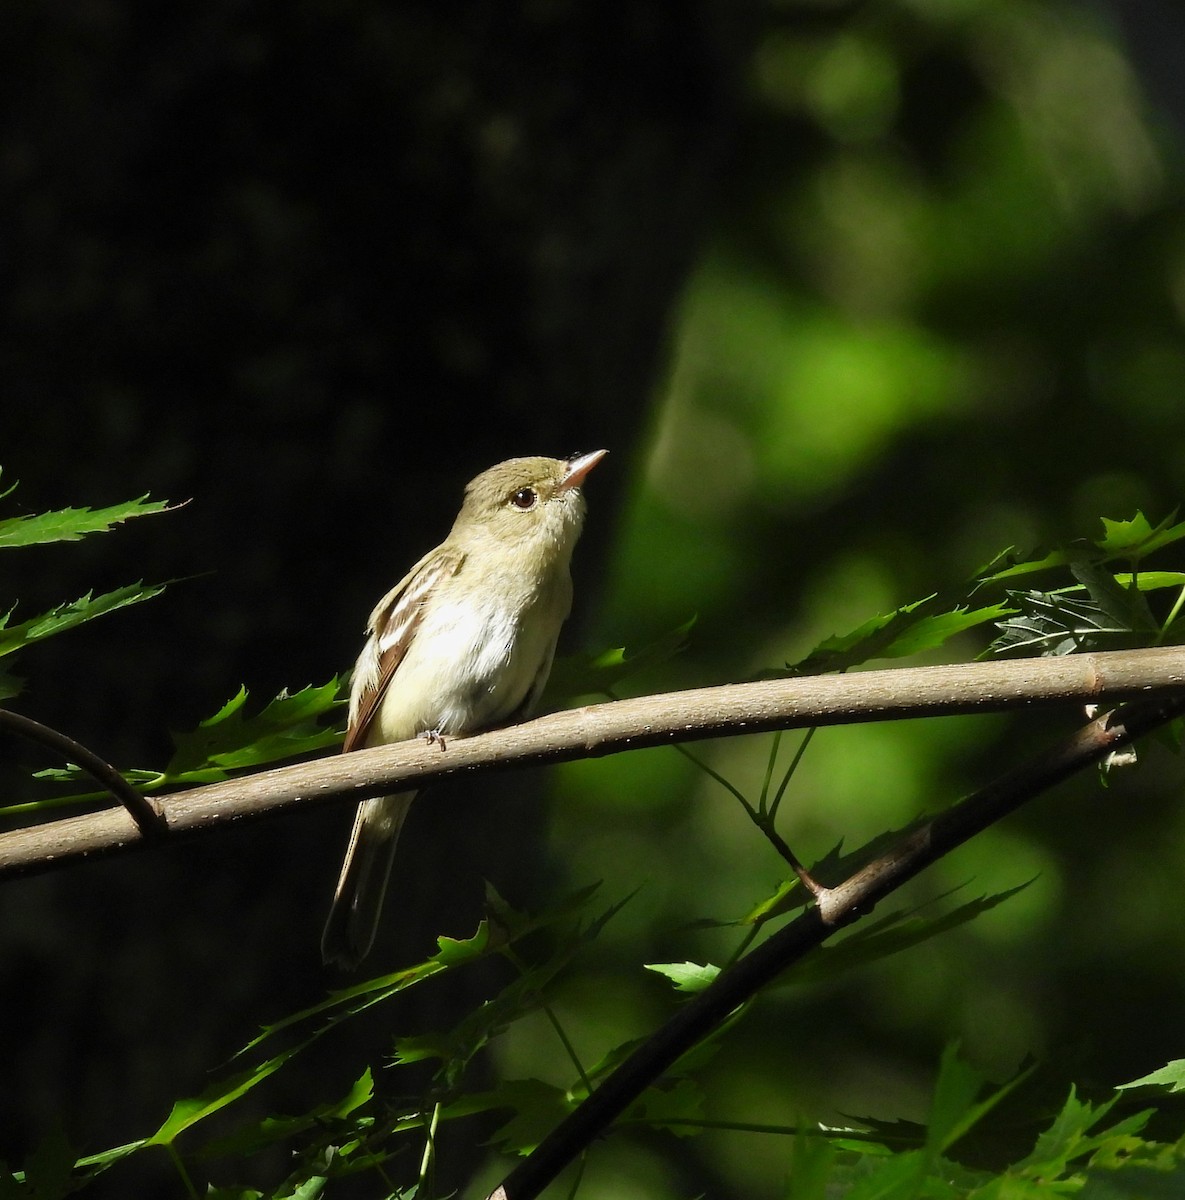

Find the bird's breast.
xmin=369 ymin=573 xmax=568 ymax=744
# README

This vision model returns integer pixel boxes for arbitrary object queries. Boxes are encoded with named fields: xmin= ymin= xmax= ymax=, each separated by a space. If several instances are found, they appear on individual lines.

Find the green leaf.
xmin=392 ymin=890 xmax=632 ymax=1089
xmin=1069 ymin=558 xmax=1157 ymax=634
xmin=542 ymin=619 xmax=694 ymax=703
xmin=644 ymin=961 xmax=720 ymax=994
xmin=0 ymin=492 xmax=171 ymax=549
xmin=1114 ymin=571 xmax=1185 ymax=591
xmin=989 ymin=590 xmax=1118 ymax=657
xmin=195 ymin=1070 xmax=374 ymax=1162
xmin=28 ymin=683 xmax=346 ymax=813
xmin=789 ymin=884 xmax=1032 ymax=988
xmin=164 ymin=680 xmax=345 ymax=778
xmin=775 ymin=596 xmax=933 ymax=675
xmin=0 ymin=583 xmax=167 ymax=658
xmin=977 ymin=546 xmax=1076 ymax=587
xmin=785 ymin=1124 xmax=838 ymax=1200
xmin=0 ymin=668 xmax=23 ymax=701
xmin=148 ymin=1040 xmax=312 ymax=1147
xmin=17 ymin=1129 xmax=76 ymax=1200
xmin=774 ymin=599 xmax=1009 ymax=677
xmin=626 ymin=1077 xmax=705 ymax=1135
xmin=475 ymin=1079 xmax=573 ymax=1156
xmin=1016 ymin=1086 xmax=1155 ymax=1178
xmin=1080 ymin=1164 xmax=1185 ymax=1199
xmin=925 ymin=1043 xmax=1036 ymax=1158
xmin=1095 ymin=511 xmax=1185 ymax=561
xmin=879 ymin=604 xmax=1014 ymax=658
xmin=236 ymin=920 xmax=494 ymax=1060
xmin=1116 ymin=1061 xmax=1185 ymax=1095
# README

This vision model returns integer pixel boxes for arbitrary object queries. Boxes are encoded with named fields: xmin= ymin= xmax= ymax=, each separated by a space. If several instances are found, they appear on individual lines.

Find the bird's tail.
xmin=321 ymin=792 xmax=415 ymax=969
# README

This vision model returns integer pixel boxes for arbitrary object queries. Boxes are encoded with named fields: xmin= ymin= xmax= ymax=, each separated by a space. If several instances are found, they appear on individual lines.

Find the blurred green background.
xmin=4 ymin=1 xmax=1185 ymax=1196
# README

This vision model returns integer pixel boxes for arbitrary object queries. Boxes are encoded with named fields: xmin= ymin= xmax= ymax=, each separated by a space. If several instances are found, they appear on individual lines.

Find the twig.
xmin=0 ymin=647 xmax=1183 ymax=877
xmin=0 ymin=709 xmax=165 ymax=838
xmin=483 ymin=691 xmax=1185 ymax=1200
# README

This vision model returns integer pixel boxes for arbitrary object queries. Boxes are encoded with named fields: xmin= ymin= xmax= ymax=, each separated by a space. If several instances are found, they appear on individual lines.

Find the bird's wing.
xmin=343 ymin=545 xmax=467 ymax=753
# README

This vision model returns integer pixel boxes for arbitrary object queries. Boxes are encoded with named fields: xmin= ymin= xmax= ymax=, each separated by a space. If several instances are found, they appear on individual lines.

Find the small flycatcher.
xmin=321 ymin=450 xmax=607 ymax=968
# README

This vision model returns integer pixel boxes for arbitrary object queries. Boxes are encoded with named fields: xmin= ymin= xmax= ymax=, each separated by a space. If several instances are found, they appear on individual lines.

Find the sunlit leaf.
xmin=0 ymin=584 xmax=167 ymax=659
xmin=0 ymin=492 xmax=171 ymax=548
xmin=1116 ymin=1061 xmax=1185 ymax=1095
xmin=195 ymin=1070 xmax=374 ymax=1162
xmin=645 ymin=961 xmax=720 ymax=993
xmin=164 ymin=680 xmax=345 ymax=778
xmin=1095 ymin=511 xmax=1185 ymax=561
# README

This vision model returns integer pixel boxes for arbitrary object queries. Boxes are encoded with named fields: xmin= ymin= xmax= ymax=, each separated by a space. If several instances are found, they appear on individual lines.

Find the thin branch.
xmin=0 ymin=708 xmax=165 ymax=838
xmin=484 ymin=690 xmax=1185 ymax=1200
xmin=0 ymin=646 xmax=1183 ymax=879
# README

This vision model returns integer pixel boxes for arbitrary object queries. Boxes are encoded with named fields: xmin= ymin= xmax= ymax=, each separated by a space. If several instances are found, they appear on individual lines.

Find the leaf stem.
xmin=164 ymin=1144 xmax=200 ymax=1200
xmin=504 ymin=946 xmax=592 ymax=1095
xmin=1158 ymin=585 xmax=1185 ymax=643
xmin=675 ymin=743 xmax=756 ymax=818
xmin=768 ymin=726 xmax=818 ymax=823
xmin=757 ymin=730 xmax=782 ymax=817
xmin=418 ymin=1100 xmax=441 ymax=1191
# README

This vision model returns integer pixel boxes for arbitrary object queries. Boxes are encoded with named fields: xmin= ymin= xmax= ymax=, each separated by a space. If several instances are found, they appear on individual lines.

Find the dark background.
xmin=4 ymin=1 xmax=1185 ymax=1196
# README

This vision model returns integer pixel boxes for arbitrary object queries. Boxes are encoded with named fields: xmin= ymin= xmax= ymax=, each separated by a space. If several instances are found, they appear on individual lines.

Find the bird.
xmin=321 ymin=449 xmax=607 ymax=968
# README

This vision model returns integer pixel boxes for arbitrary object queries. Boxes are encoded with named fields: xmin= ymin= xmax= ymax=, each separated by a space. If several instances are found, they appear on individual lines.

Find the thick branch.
xmin=1 ymin=646 xmax=1183 ymax=879
xmin=485 ymin=690 xmax=1185 ymax=1200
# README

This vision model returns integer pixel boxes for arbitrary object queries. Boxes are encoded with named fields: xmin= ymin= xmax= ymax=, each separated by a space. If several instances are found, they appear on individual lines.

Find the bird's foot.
xmin=421 ymin=727 xmax=448 ymax=752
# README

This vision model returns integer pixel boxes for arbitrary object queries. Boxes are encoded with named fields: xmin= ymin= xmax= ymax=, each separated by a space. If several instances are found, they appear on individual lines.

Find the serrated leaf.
xmin=236 ymin=920 xmax=494 ymax=1060
xmin=194 ymin=1069 xmax=374 ymax=1162
xmin=0 ymin=493 xmax=171 ymax=548
xmin=278 ymin=1180 xmax=328 ymax=1200
xmin=880 ymin=604 xmax=1014 ymax=658
xmin=163 ymin=680 xmax=345 ymax=779
xmin=788 ymin=884 xmax=1032 ymax=988
xmin=28 ymin=684 xmax=345 ymax=814
xmin=148 ymin=1040 xmax=310 ymax=1146
xmin=1070 ymin=559 xmax=1156 ymax=634
xmin=1015 ymin=1086 xmax=1155 ymax=1177
xmin=0 ymin=583 xmax=167 ymax=658
xmin=785 ymin=1124 xmax=838 ymax=1200
xmin=977 ymin=547 xmax=1075 ymax=587
xmin=774 ymin=599 xmax=1009 ymax=678
xmin=542 ymin=619 xmax=694 ymax=703
xmin=1115 ymin=571 xmax=1185 ymax=591
xmin=926 ymin=1043 xmax=1036 ymax=1160
xmin=1081 ymin=1164 xmax=1185 ymax=1199
xmin=1095 ymin=511 xmax=1185 ymax=561
xmin=1116 ymin=1061 xmax=1185 ymax=1094
xmin=476 ymin=1079 xmax=572 ymax=1156
xmin=644 ymin=961 xmax=720 ymax=994
xmin=392 ymin=891 xmax=632 ymax=1088
xmin=775 ymin=597 xmax=932 ymax=676
xmin=989 ymin=591 xmax=1118 ymax=657
xmin=626 ymin=1077 xmax=705 ymax=1135
xmin=20 ymin=1129 xmax=76 ymax=1200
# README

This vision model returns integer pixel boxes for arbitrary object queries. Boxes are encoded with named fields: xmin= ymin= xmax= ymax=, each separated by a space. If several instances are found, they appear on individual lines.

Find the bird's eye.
xmin=510 ymin=487 xmax=538 ymax=510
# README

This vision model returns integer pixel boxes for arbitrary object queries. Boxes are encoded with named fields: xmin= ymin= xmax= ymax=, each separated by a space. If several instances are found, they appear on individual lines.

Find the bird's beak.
xmin=559 ymin=448 xmax=608 ymax=491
